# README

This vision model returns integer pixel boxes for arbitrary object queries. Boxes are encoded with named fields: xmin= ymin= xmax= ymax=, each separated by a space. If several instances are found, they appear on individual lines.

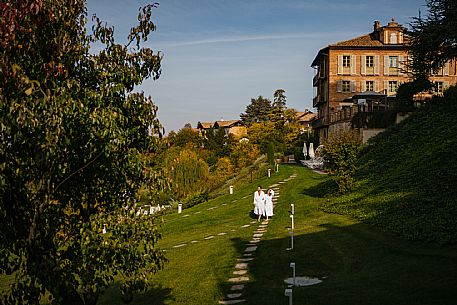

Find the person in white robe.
xmin=253 ymin=185 xmax=266 ymax=222
xmin=264 ymin=189 xmax=275 ymax=220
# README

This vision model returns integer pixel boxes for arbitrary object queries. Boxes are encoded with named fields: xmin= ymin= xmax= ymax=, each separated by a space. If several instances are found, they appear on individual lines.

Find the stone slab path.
xmin=217 ymin=174 xmax=300 ymax=304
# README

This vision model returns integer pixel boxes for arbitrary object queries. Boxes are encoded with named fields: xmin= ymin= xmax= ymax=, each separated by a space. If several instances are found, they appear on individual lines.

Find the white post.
xmin=284 ymin=288 xmax=293 ymax=305
xmin=178 ymin=204 xmax=182 ymax=214
xmin=268 ymin=168 xmax=271 ymax=177
xmin=102 ymin=224 xmax=107 ymax=234
xmin=229 ymin=185 xmax=234 ymax=195
xmin=287 ymin=230 xmax=294 ymax=250
xmin=290 ymin=214 xmax=294 ymax=230
xmin=276 ymin=163 xmax=279 ymax=172
xmin=290 ymin=204 xmax=294 ymax=215
xmin=290 ymin=262 xmax=296 ymax=286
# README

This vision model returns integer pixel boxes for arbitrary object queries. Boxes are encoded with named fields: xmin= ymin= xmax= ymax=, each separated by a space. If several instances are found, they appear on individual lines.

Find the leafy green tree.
xmin=270 ymin=88 xmax=287 ymax=122
xmin=0 ymin=1 xmax=167 ymax=304
xmin=230 ymin=141 xmax=260 ymax=169
xmin=408 ymin=0 xmax=457 ymax=79
xmin=240 ymin=95 xmax=272 ymax=125
xmin=174 ymin=126 xmax=201 ymax=149
xmin=166 ymin=149 xmax=210 ymax=198
xmin=323 ymin=131 xmax=362 ymax=193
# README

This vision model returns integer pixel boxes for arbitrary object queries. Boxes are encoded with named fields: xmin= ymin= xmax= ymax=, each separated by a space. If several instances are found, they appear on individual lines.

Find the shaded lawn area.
xmin=243 ymin=167 xmax=457 ymax=305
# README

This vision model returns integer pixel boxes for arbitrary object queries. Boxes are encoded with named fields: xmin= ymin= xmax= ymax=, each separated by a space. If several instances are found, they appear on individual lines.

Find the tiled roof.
xmin=331 ymin=33 xmax=384 ymax=47
xmin=198 ymin=122 xmax=214 ymax=129
xmin=215 ymin=120 xmax=240 ymax=128
xmin=297 ymin=112 xmax=317 ymax=122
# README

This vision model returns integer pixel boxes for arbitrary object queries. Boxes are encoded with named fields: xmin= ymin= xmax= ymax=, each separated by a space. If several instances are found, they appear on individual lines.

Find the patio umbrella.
xmin=302 ymin=142 xmax=308 ymax=158
xmin=308 ymin=143 xmax=315 ymax=159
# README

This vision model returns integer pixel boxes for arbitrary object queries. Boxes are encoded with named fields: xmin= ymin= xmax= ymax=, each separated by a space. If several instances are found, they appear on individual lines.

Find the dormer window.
xmin=390 ymin=33 xmax=397 ymax=44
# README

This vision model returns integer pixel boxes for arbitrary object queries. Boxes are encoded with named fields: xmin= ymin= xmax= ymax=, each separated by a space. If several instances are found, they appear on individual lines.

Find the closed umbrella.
xmin=308 ymin=143 xmax=315 ymax=159
xmin=302 ymin=142 xmax=308 ymax=159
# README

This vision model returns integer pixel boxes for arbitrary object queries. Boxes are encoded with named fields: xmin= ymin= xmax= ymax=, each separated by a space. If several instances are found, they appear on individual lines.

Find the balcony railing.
xmin=313 ymin=96 xmax=325 ymax=108
xmin=311 ymin=117 xmax=328 ymax=129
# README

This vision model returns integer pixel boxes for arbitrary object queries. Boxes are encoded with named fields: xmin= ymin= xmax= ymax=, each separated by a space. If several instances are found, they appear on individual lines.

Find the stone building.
xmin=311 ymin=19 xmax=457 ymax=143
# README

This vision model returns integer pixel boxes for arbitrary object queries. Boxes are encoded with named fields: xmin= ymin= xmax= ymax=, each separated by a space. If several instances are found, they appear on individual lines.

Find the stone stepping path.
xmin=218 ymin=177 xmax=298 ymax=303
xmin=219 ymin=184 xmax=284 ymax=304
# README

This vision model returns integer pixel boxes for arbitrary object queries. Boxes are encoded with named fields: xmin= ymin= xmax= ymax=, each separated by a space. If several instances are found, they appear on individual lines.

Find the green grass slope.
xmin=322 ymin=91 xmax=457 ymax=243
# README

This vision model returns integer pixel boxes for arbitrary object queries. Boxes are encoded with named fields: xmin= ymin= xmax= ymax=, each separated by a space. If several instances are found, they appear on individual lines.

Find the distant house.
xmin=197 ymin=119 xmax=247 ymax=140
xmin=196 ymin=121 xmax=215 ymax=139
xmin=295 ymin=109 xmax=317 ymax=133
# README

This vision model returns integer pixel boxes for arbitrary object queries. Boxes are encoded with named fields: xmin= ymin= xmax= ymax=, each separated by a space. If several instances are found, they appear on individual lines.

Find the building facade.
xmin=311 ymin=19 xmax=457 ymax=143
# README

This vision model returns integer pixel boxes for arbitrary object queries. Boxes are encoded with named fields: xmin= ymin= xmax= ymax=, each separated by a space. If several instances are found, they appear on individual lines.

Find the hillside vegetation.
xmin=321 ymin=88 xmax=457 ymax=243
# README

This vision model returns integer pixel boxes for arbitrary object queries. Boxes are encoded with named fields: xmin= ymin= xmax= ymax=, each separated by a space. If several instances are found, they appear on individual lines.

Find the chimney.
xmin=374 ymin=20 xmax=381 ymax=31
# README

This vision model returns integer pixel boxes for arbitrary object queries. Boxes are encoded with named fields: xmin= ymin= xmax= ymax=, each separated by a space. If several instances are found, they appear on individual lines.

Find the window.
xmin=366 ymin=81 xmax=374 ymax=92
xmin=343 ymin=55 xmax=351 ymax=67
xmin=366 ymin=56 xmax=374 ymax=67
xmin=342 ymin=80 xmax=351 ymax=93
xmin=389 ymin=56 xmax=398 ymax=68
xmin=390 ymin=33 xmax=398 ymax=44
xmin=389 ymin=81 xmax=398 ymax=93
xmin=435 ymin=81 xmax=444 ymax=94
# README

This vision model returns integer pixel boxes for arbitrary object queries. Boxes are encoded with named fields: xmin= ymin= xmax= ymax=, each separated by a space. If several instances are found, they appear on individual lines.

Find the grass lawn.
xmin=3 ymin=164 xmax=457 ymax=304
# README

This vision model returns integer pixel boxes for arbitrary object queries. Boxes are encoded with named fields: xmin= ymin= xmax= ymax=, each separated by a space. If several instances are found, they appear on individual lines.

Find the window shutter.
xmin=444 ymin=62 xmax=450 ymax=76
xmin=374 ymin=55 xmax=380 ymax=75
xmin=374 ymin=81 xmax=379 ymax=92
xmin=337 ymin=55 xmax=343 ymax=75
xmin=384 ymin=56 xmax=389 ymax=75
xmin=398 ymin=55 xmax=405 ymax=76
xmin=351 ymin=55 xmax=357 ymax=75
xmin=361 ymin=80 xmax=366 ymax=92
xmin=384 ymin=81 xmax=389 ymax=93
xmin=361 ymin=56 xmax=366 ymax=75
xmin=337 ymin=80 xmax=343 ymax=92
xmin=351 ymin=80 xmax=357 ymax=92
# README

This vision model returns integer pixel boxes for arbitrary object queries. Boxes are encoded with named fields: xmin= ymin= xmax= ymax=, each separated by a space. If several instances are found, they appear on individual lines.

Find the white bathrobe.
xmin=253 ymin=190 xmax=265 ymax=215
xmin=264 ymin=190 xmax=275 ymax=217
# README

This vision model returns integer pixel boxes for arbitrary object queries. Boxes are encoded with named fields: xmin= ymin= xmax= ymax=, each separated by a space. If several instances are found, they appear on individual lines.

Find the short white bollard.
xmin=229 ymin=185 xmax=234 ymax=195
xmin=287 ymin=231 xmax=294 ymax=250
xmin=276 ymin=163 xmax=279 ymax=172
xmin=268 ymin=168 xmax=271 ymax=177
xmin=290 ymin=214 xmax=294 ymax=230
xmin=284 ymin=288 xmax=293 ymax=305
xmin=289 ymin=262 xmax=296 ymax=286
xmin=177 ymin=204 xmax=182 ymax=214
xmin=290 ymin=204 xmax=294 ymax=215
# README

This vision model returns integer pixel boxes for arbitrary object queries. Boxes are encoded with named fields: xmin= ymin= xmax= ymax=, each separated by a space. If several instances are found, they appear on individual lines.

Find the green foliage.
xmin=266 ymin=142 xmax=275 ymax=165
xmin=408 ymin=0 xmax=457 ymax=79
xmin=240 ymin=95 xmax=272 ymax=125
xmin=166 ymin=149 xmax=210 ymax=199
xmin=173 ymin=127 xmax=201 ymax=149
xmin=323 ymin=131 xmax=362 ymax=193
xmin=321 ymin=91 xmax=457 ymax=243
xmin=181 ymin=191 xmax=209 ymax=209
xmin=230 ymin=141 xmax=260 ymax=169
xmin=351 ymin=110 xmax=398 ymax=129
xmin=0 ymin=1 xmax=167 ymax=304
xmin=204 ymin=128 xmax=232 ymax=159
xmin=270 ymin=88 xmax=287 ymax=122
xmin=396 ymin=77 xmax=433 ymax=110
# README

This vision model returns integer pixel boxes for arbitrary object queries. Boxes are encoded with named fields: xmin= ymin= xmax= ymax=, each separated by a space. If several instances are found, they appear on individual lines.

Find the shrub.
xmin=323 ymin=131 xmax=362 ymax=193
xmin=182 ymin=191 xmax=209 ymax=209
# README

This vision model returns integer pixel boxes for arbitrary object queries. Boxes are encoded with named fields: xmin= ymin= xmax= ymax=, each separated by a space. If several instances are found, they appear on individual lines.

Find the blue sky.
xmin=87 ymin=0 xmax=425 ymax=133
